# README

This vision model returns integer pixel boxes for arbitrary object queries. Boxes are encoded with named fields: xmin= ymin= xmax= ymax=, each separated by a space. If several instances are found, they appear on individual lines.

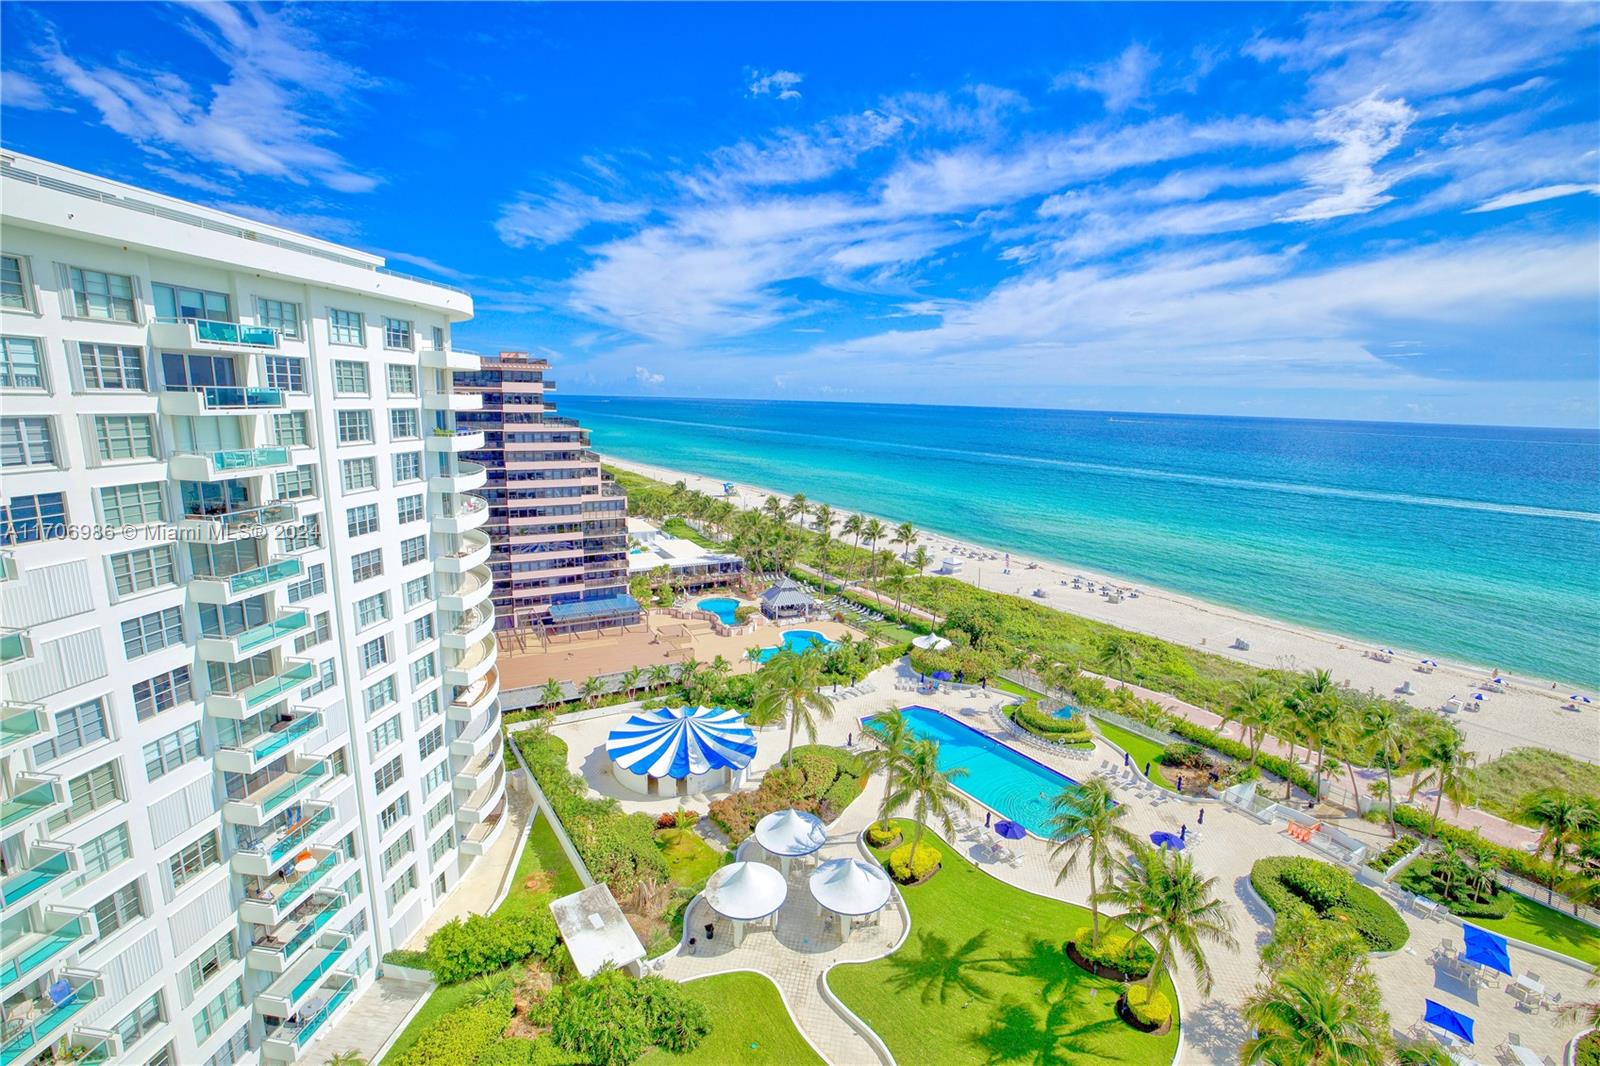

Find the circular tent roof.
xmin=703 ymin=861 xmax=788 ymax=922
xmin=809 ymin=858 xmax=894 ymax=917
xmin=911 ymin=633 xmax=952 ymax=651
xmin=754 ymin=808 xmax=828 ymax=858
xmin=605 ymin=706 xmax=756 ymax=779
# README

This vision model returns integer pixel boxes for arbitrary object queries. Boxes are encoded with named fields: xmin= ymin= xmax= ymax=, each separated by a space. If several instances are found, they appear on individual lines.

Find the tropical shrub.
xmin=1396 ymin=855 xmax=1514 ymax=919
xmin=1157 ymin=742 xmax=1211 ymax=769
xmin=656 ymin=812 xmax=678 ymax=829
xmin=1277 ymin=857 xmax=1351 ymax=912
xmin=534 ymin=970 xmax=709 ymax=1066
xmin=472 ymin=1038 xmax=586 ymax=1066
xmin=888 ymin=841 xmax=942 ymax=883
xmin=1251 ymin=856 xmax=1409 ymax=952
xmin=708 ymin=745 xmax=866 ymax=841
xmin=423 ymin=912 xmax=561 ymax=984
xmin=382 ymin=948 xmax=430 ymax=971
xmin=1391 ymin=804 xmax=1566 ymax=890
xmin=1072 ymin=926 xmax=1155 ymax=978
xmin=1365 ymin=835 xmax=1419 ymax=873
xmin=392 ymin=996 xmax=513 ymax=1066
xmin=1122 ymin=985 xmax=1172 ymax=1029
xmin=637 ymin=973 xmax=714 ymax=1052
xmin=866 ymin=821 xmax=901 ymax=848
xmin=1575 ymin=1031 xmax=1599 ymax=1066
xmin=1011 ymin=699 xmax=1091 ymax=743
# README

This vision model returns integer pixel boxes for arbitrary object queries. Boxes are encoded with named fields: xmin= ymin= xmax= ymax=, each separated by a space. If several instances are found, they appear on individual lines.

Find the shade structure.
xmin=1462 ymin=925 xmax=1512 ymax=976
xmin=754 ymin=809 xmax=828 ymax=858
xmin=932 ymin=670 xmax=953 ymax=681
xmin=809 ymin=857 xmax=893 ymax=917
xmin=703 ymin=861 xmax=788 ymax=922
xmin=1149 ymin=830 xmax=1186 ymax=851
xmin=911 ymin=633 xmax=952 ymax=651
xmin=994 ymin=820 xmax=1026 ymax=840
xmin=606 ymin=706 xmax=756 ymax=779
xmin=1424 ymin=1000 xmax=1475 ymax=1044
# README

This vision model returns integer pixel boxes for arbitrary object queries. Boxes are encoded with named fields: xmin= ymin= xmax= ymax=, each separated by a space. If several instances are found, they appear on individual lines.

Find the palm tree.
xmin=1241 ymin=968 xmax=1387 ymax=1066
xmin=1523 ymin=789 xmax=1600 ymax=892
xmin=647 ymin=663 xmax=674 ymax=691
xmin=1289 ymin=669 xmax=1341 ymax=802
xmin=762 ymin=495 xmax=787 ymax=523
xmin=1097 ymin=634 xmax=1138 ymax=686
xmin=538 ymin=678 xmax=565 ymax=708
xmin=578 ymin=675 xmax=606 ymax=708
xmin=893 ymin=521 xmax=917 ymax=561
xmin=884 ymin=737 xmax=968 ymax=876
xmin=1046 ymin=779 xmax=1137 ymax=943
xmin=620 ymin=666 xmax=645 ymax=698
xmin=676 ymin=657 xmax=702 ymax=699
xmin=786 ymin=493 xmax=809 ymax=528
xmin=1224 ymin=678 xmax=1274 ymax=749
xmin=1407 ymin=724 xmax=1476 ymax=831
xmin=753 ymin=649 xmax=835 ymax=761
xmin=708 ymin=654 xmax=732 ymax=681
xmin=1361 ymin=702 xmax=1409 ymax=836
xmin=841 ymin=513 xmax=864 ymax=551
xmin=911 ymin=545 xmax=930 ymax=575
xmin=813 ymin=502 xmax=834 ymax=537
xmin=324 ymin=1052 xmax=370 ymax=1066
xmin=882 ymin=566 xmax=911 ymax=615
xmin=862 ymin=519 xmax=887 ymax=579
xmin=1096 ymin=843 xmax=1237 ymax=994
xmin=860 ymin=706 xmax=914 ymax=832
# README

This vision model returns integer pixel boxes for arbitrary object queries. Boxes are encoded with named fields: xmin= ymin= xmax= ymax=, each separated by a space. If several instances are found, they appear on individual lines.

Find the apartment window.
xmin=255 ymin=297 xmax=301 ymax=339
xmin=153 ymin=283 xmax=230 ymax=323
xmin=272 ymin=412 xmax=309 ymax=448
xmin=397 ymin=494 xmax=424 ymax=524
xmin=359 ymin=636 xmax=389 ymax=674
xmin=111 ymin=544 xmax=178 ymax=595
xmin=403 ymin=575 xmax=431 ymax=609
xmin=99 ymin=482 xmax=165 ymax=525
xmin=160 ymin=352 xmax=235 ymax=391
xmin=411 ymin=615 xmax=436 ymax=645
xmin=68 ymin=266 xmax=138 ymax=321
xmin=381 ymin=831 xmax=414 ymax=875
xmin=1 ymin=254 xmax=30 ymax=309
xmin=77 ymin=342 xmax=146 ymax=390
xmin=301 ymin=658 xmax=337 ymax=699
xmin=425 ymin=795 xmax=452 ymax=833
xmin=342 ymin=456 xmax=377 ymax=492
xmin=379 ymin=795 xmax=411 ymax=834
xmin=370 ymin=715 xmax=402 ymax=755
xmin=383 ymin=317 xmax=413 ymax=350
xmin=387 ymin=364 xmax=416 ymax=394
xmin=264 ymin=355 xmax=305 ymax=393
xmin=419 ymin=725 xmax=444 ymax=760
xmin=145 ymin=723 xmax=203 ymax=781
xmin=31 ymin=697 xmax=110 ymax=764
xmin=393 ymin=451 xmax=421 ymax=483
xmin=134 ymin=666 xmax=192 ymax=720
xmin=390 ymin=408 xmax=420 ymax=439
xmin=329 ymin=309 xmax=364 ymax=346
xmin=414 ymin=689 xmax=440 ymax=724
xmin=94 ymin=415 xmax=157 ymax=461
xmin=374 ymin=755 xmax=403 ymax=793
xmin=122 ymin=606 xmax=184 ymax=657
xmin=0 ymin=337 xmax=44 ymax=388
xmin=333 ymin=360 xmax=369 ymax=394
xmin=348 ymin=503 xmax=379 ymax=538
xmin=336 ymin=409 xmax=371 ymax=444
xmin=92 ymin=879 xmax=145 ymax=941
xmin=1 ymin=492 xmax=66 ymax=544
xmin=421 ymin=759 xmax=449 ymax=796
xmin=294 ymin=612 xmax=332 ymax=654
xmin=188 ymin=932 xmax=239 ymax=993
xmin=410 ymin=653 xmax=437 ymax=687
xmin=286 ymin=562 xmax=327 ymax=603
xmin=49 ymin=761 xmax=122 ymax=831
xmin=385 ymin=865 xmax=418 ymax=909
xmin=169 ymin=831 xmax=220 ymax=892
xmin=400 ymin=534 xmax=427 ymax=565
xmin=191 ymin=976 xmax=244 ymax=1044
xmin=203 ymin=1027 xmax=249 ymax=1066
xmin=276 ymin=465 xmax=316 ymax=500
xmin=431 ymin=325 xmax=445 ymax=349
xmin=429 ymin=829 xmax=455 ymax=866
xmin=0 ymin=416 xmax=56 ymax=467
xmin=364 ymin=675 xmax=397 ymax=716
xmin=79 ymin=823 xmax=133 ymax=881
xmin=351 ymin=548 xmax=383 ymax=582
xmin=115 ymin=992 xmax=165 ymax=1056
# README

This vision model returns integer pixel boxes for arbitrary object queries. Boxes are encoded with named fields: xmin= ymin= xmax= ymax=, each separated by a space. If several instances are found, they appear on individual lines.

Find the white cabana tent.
xmin=605 ymin=705 xmax=756 ymax=798
xmin=753 ymin=808 xmax=827 ymax=875
xmin=548 ymin=885 xmax=647 ymax=977
xmin=808 ymin=857 xmax=893 ymax=941
xmin=702 ymin=861 xmax=788 ymax=946
xmin=911 ymin=633 xmax=952 ymax=651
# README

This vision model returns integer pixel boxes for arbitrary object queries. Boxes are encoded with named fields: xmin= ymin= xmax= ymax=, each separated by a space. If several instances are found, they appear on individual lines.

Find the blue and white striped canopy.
xmin=606 ymin=706 xmax=756 ymax=779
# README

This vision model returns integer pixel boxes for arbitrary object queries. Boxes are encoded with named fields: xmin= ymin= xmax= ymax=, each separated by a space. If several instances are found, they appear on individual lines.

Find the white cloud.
xmin=634 ymin=366 xmax=666 ymax=386
xmin=748 ymin=69 xmax=804 ymax=101
xmin=1467 ymin=183 xmax=1600 ymax=214
xmin=1 ymin=70 xmax=56 ymax=110
xmin=494 ymin=183 xmax=648 ymax=248
xmin=1055 ymin=43 xmax=1160 ymax=112
xmin=1279 ymin=95 xmax=1413 ymax=222
xmin=206 ymin=201 xmax=361 ymax=241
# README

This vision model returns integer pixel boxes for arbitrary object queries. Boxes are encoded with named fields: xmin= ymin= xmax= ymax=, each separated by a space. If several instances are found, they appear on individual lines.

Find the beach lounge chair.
xmin=1286 ymin=823 xmax=1315 ymax=845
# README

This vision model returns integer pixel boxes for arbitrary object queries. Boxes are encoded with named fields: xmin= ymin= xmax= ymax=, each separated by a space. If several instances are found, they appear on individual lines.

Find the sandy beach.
xmin=606 ymin=453 xmax=1599 ymax=765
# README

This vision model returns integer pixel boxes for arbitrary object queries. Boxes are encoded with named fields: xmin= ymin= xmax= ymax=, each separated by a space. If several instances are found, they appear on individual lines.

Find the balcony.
xmin=429 ymin=461 xmax=488 ymax=495
xmin=0 ymin=844 xmax=76 ymax=910
xmin=425 ymin=428 xmax=486 ymax=453
xmin=196 ymin=609 xmax=311 ymax=663
xmin=448 ymin=668 xmax=498 ymax=723
xmin=460 ymin=799 xmax=508 ymax=857
xmin=239 ymin=847 xmax=343 ymax=925
xmin=437 ymin=564 xmax=492 ymax=613
xmin=0 ymin=908 xmax=95 ymax=995
xmin=452 ymin=744 xmax=501 ymax=794
xmin=205 ymin=659 xmax=316 ymax=718
xmin=257 ymin=936 xmax=350 ymax=1018
xmin=214 ymin=708 xmax=324 ymax=774
xmin=436 ymin=529 xmax=491 ymax=574
xmin=442 ymin=604 xmax=495 ymax=651
xmin=149 ymin=317 xmax=279 ymax=351
xmin=221 ymin=756 xmax=329 ymax=826
xmin=180 ymin=501 xmax=302 ymax=544
xmin=456 ymin=764 xmax=505 ymax=826
xmin=169 ymin=445 xmax=294 ymax=482
xmin=444 ymin=633 xmax=496 ymax=688
xmin=0 ymin=774 xmax=63 ymax=832
xmin=246 ymin=892 xmax=346 ymax=973
xmin=432 ymin=493 xmax=487 ymax=535
xmin=190 ymin=557 xmax=304 ymax=605
xmin=420 ymin=346 xmax=481 ymax=371
xmin=0 ymin=630 xmax=32 ymax=668
xmin=260 ymin=972 xmax=356 ymax=1062
xmin=158 ymin=385 xmax=285 ymax=416
xmin=232 ymin=804 xmax=336 ymax=877
xmin=0 ymin=703 xmax=45 ymax=754
xmin=421 ymin=380 xmax=483 ymax=412
xmin=449 ymin=697 xmax=500 ymax=760
xmin=0 ymin=970 xmax=101 ymax=1066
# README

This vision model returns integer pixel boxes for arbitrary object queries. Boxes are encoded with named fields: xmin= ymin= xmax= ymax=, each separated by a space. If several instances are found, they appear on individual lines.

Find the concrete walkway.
xmin=406 ymin=783 xmax=534 ymax=948
xmin=309 ymin=974 xmax=431 ymax=1065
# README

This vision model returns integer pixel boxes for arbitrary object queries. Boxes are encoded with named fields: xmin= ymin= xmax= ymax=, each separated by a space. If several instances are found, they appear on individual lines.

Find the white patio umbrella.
xmin=911 ymin=633 xmax=952 ymax=652
xmin=753 ymin=809 xmax=827 ymax=875
xmin=702 ymin=861 xmax=788 ymax=946
xmin=808 ymin=857 xmax=893 ymax=940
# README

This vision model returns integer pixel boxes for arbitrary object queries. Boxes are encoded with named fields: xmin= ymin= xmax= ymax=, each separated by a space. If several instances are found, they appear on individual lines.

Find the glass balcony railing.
xmin=251 ymin=760 xmax=329 ymax=818
xmin=255 ymin=893 xmax=343 ymax=961
xmin=0 ymin=913 xmax=89 ymax=989
xmin=229 ymin=710 xmax=321 ymax=764
xmin=0 ymin=632 xmax=28 ymax=665
xmin=194 ymin=385 xmax=284 ymax=410
xmin=0 ymin=779 xmax=59 ymax=831
xmin=225 ymin=559 xmax=303 ymax=596
xmin=267 ymin=974 xmax=354 ymax=1051
xmin=229 ymin=610 xmax=310 ymax=654
xmin=188 ymin=445 xmax=291 ymax=472
xmin=265 ymin=807 xmax=335 ymax=867
xmin=0 ymin=704 xmax=45 ymax=749
xmin=191 ymin=318 xmax=279 ymax=347
xmin=0 ymin=975 xmax=98 ymax=1066
xmin=183 ymin=502 xmax=299 ymax=536
xmin=270 ymin=852 xmax=338 ymax=913
xmin=287 ymin=939 xmax=349 ymax=1005
xmin=0 ymin=848 xmax=73 ymax=909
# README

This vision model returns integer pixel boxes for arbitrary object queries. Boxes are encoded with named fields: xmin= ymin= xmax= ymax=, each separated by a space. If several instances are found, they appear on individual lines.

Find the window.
xmin=94 ymin=415 xmax=157 ymax=461
xmin=410 ymin=653 xmax=436 ymax=687
xmin=203 ymin=1026 xmax=249 ymax=1066
xmin=294 ymin=612 xmax=332 ymax=654
xmin=342 ymin=456 xmax=377 ymax=492
xmin=370 ymin=715 xmax=402 ymax=755
xmin=159 ymin=352 xmax=236 ymax=392
xmin=191 ymin=976 xmax=244 ymax=1044
xmin=264 ymin=355 xmax=305 ymax=393
xmin=92 ymin=880 xmax=145 ymax=941
xmin=400 ymin=535 xmax=427 ymax=565
xmin=68 ymin=266 xmax=138 ymax=321
xmin=386 ymin=865 xmax=418 ymax=909
xmin=351 ymin=548 xmax=383 ymax=582
xmin=134 ymin=666 xmax=192 ymax=720
xmin=79 ymin=823 xmax=133 ymax=881
xmin=272 ymin=411 xmax=309 ymax=448
xmin=333 ymin=359 xmax=369 ymax=393
xmin=276 ymin=465 xmax=316 ymax=500
xmin=169 ymin=831 xmax=220 ymax=892
xmin=145 ymin=1045 xmax=175 ymax=1066
xmin=425 ymin=795 xmax=452 ymax=832
xmin=383 ymin=317 xmax=413 ymax=350
xmin=329 ymin=309 xmax=364 ymax=346
xmin=431 ymin=325 xmax=445 ymax=349
xmin=111 ymin=544 xmax=177 ymax=595
xmin=422 ymin=759 xmax=449 ymax=796
xmin=286 ymin=562 xmax=327 ymax=603
xmin=387 ymin=364 xmax=416 ymax=394
xmin=379 ymin=795 xmax=410 ymax=834
xmin=1 ymin=492 xmax=66 ymax=543
xmin=1 ymin=416 xmax=56 ymax=467
xmin=255 ymin=297 xmax=301 ymax=339
xmin=188 ymin=932 xmax=238 ymax=993
xmin=359 ymin=636 xmax=389 ymax=673
xmin=337 ymin=410 xmax=372 ymax=443
xmin=347 ymin=503 xmax=379 ymax=537
xmin=390 ymin=408 xmax=420 ymax=439
xmin=419 ymin=725 xmax=443 ymax=760
xmin=1 ymin=254 xmax=30 ymax=309
xmin=122 ymin=607 xmax=184 ymax=658
xmin=430 ymin=828 xmax=455 ymax=866
xmin=393 ymin=451 xmax=421 ymax=483
xmin=48 ymin=762 xmax=121 ymax=831
xmin=414 ymin=688 xmax=440 ymax=725
xmin=145 ymin=723 xmax=203 ymax=781
xmin=99 ymin=482 xmax=165 ymax=525
xmin=153 ymin=283 xmax=229 ymax=323
xmin=31 ymin=697 xmax=110 ymax=764
xmin=374 ymin=755 xmax=404 ymax=793
xmin=403 ymin=575 xmax=431 ymax=609
xmin=77 ymin=343 xmax=146 ymax=390
xmin=0 ymin=337 xmax=44 ymax=388
xmin=301 ymin=658 xmax=337 ymax=699
xmin=397 ymin=494 xmax=424 ymax=524
xmin=411 ymin=615 xmax=436 ymax=645
xmin=364 ymin=675 xmax=397 ymax=716
xmin=381 ymin=831 xmax=414 ymax=875
xmin=115 ymin=992 xmax=165 ymax=1056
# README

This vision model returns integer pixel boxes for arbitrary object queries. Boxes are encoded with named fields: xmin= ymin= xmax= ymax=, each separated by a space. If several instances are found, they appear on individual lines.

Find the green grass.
xmin=649 ymin=972 xmax=825 ymax=1065
xmin=1469 ymin=890 xmax=1600 ymax=966
xmin=1092 ymin=718 xmax=1175 ymax=790
xmin=828 ymin=819 xmax=1181 ymax=1066
xmin=662 ymin=516 xmax=720 ymax=549
xmin=995 ymin=677 xmax=1043 ymax=698
xmin=656 ymin=827 xmax=728 ymax=887
xmin=381 ymin=965 xmax=521 ymax=1064
xmin=1468 ymin=747 xmax=1600 ymax=824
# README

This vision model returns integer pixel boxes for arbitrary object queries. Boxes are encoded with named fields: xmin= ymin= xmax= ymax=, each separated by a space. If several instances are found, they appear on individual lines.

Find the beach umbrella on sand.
xmin=1470 ymin=692 xmax=1486 ymax=702
xmin=1570 ymin=694 xmax=1592 ymax=703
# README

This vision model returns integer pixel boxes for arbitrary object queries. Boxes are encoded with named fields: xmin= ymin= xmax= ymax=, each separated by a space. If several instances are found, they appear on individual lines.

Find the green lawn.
xmin=1468 ymin=891 xmax=1600 ymax=966
xmin=1092 ymin=718 xmax=1175 ymax=790
xmin=663 ymin=516 xmax=721 ymax=549
xmin=828 ymin=819 xmax=1182 ymax=1066
xmin=656 ymin=827 xmax=727 ymax=887
xmin=1468 ymin=747 xmax=1600 ymax=825
xmin=650 ymin=972 xmax=826 ymax=1065
xmin=995 ymin=677 xmax=1043 ymax=699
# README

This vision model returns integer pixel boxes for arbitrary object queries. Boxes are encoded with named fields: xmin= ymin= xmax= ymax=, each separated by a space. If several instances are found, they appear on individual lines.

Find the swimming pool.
xmin=755 ymin=629 xmax=836 ymax=663
xmin=869 ymin=705 xmax=1086 ymax=836
xmin=696 ymin=597 xmax=742 ymax=626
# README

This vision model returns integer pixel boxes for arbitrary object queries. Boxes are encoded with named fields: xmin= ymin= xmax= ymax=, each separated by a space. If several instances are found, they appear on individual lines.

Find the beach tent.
xmin=759 ymin=578 xmax=817 ymax=619
xmin=703 ymin=861 xmax=788 ymax=946
xmin=1462 ymin=925 xmax=1513 ymax=976
xmin=753 ymin=809 xmax=827 ymax=875
xmin=1423 ymin=1000 xmax=1475 ymax=1044
xmin=605 ymin=706 xmax=756 ymax=796
xmin=809 ymin=857 xmax=893 ymax=940
xmin=912 ymin=633 xmax=953 ymax=651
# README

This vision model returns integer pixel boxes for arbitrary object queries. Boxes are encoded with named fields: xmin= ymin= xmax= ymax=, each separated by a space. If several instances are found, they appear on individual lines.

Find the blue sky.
xmin=3 ymin=2 xmax=1597 ymax=427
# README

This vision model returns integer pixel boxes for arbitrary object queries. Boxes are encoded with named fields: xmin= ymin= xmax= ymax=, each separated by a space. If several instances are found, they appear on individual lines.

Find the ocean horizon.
xmin=561 ymin=395 xmax=1600 ymax=688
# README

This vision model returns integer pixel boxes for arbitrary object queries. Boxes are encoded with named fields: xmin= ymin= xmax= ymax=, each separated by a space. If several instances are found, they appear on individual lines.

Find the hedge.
xmin=708 ymin=745 xmax=866 ymax=843
xmin=1391 ymin=804 xmax=1565 ymax=890
xmin=866 ymin=822 xmax=901 ymax=848
xmin=424 ymin=911 xmax=562 ymax=984
xmin=1011 ymin=699 xmax=1092 ymax=745
xmin=1395 ymin=855 xmax=1514 ymax=919
xmin=471 ymin=1038 xmax=586 ymax=1066
xmin=1123 ymin=985 xmax=1172 ymax=1028
xmin=1072 ymin=926 xmax=1155 ymax=978
xmin=392 ymin=996 xmax=513 ymax=1066
xmin=1251 ymin=856 xmax=1409 ymax=952
xmin=532 ymin=970 xmax=710 ymax=1066
xmin=889 ymin=841 xmax=942 ymax=883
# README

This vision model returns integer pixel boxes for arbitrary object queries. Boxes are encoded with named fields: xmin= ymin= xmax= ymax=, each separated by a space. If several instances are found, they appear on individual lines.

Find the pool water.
xmin=697 ymin=597 xmax=742 ymax=626
xmin=871 ymin=705 xmax=1086 ymax=836
xmin=755 ymin=628 xmax=836 ymax=663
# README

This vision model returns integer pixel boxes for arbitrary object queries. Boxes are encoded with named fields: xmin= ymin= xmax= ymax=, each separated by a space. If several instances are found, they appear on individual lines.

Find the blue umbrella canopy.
xmin=606 ymin=706 xmax=756 ymax=779
xmin=1462 ymin=924 xmax=1512 ymax=976
xmin=1423 ymin=1000 xmax=1474 ymax=1044
xmin=994 ymin=820 xmax=1026 ymax=840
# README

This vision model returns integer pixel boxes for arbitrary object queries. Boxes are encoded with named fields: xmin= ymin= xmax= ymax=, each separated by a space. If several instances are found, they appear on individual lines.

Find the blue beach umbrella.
xmin=932 ymin=670 xmax=952 ymax=681
xmin=1462 ymin=925 xmax=1512 ymax=976
xmin=1470 ymin=692 xmax=1486 ymax=702
xmin=1423 ymin=1000 xmax=1474 ymax=1044
xmin=1149 ymin=831 xmax=1185 ymax=851
xmin=994 ymin=820 xmax=1025 ymax=840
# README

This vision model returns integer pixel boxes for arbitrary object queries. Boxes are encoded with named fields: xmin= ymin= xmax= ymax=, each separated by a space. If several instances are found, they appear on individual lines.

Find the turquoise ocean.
xmin=560 ymin=396 xmax=1600 ymax=688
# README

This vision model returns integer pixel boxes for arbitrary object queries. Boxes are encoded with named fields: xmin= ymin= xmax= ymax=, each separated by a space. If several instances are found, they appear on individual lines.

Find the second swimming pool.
xmin=755 ymin=629 xmax=835 ymax=663
xmin=696 ymin=597 xmax=742 ymax=626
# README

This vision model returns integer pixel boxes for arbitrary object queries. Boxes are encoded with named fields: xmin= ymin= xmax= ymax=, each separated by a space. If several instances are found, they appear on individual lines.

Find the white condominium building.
xmin=0 ymin=152 xmax=505 ymax=1066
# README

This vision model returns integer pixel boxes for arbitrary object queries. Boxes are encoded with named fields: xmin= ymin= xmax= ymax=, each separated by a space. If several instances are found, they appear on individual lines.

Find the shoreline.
xmin=603 ymin=452 xmax=1599 ymax=765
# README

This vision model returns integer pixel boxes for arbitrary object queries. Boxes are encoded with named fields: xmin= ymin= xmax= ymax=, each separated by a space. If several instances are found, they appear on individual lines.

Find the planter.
xmin=1116 ymin=992 xmax=1173 ymax=1036
xmin=1064 ymin=938 xmax=1149 ymax=983
xmin=892 ymin=863 xmax=941 ymax=886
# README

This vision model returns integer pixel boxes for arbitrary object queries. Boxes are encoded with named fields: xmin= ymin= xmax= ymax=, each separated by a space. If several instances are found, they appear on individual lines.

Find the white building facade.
xmin=0 ymin=153 xmax=505 ymax=1066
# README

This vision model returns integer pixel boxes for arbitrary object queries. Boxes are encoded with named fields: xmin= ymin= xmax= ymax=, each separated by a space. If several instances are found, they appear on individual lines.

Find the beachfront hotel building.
xmin=0 ymin=153 xmax=505 ymax=1065
xmin=453 ymin=352 xmax=639 ymax=636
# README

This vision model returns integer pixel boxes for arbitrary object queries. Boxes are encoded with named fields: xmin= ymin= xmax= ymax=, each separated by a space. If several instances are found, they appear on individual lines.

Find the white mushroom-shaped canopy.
xmin=754 ymin=808 xmax=828 ymax=858
xmin=809 ymin=857 xmax=894 ymax=916
xmin=703 ymin=861 xmax=788 ymax=921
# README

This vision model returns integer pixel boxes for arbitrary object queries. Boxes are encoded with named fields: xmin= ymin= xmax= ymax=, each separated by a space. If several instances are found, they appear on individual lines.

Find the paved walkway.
xmin=310 ymin=974 xmax=431 ymax=1065
xmin=406 ymin=783 xmax=534 ymax=948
